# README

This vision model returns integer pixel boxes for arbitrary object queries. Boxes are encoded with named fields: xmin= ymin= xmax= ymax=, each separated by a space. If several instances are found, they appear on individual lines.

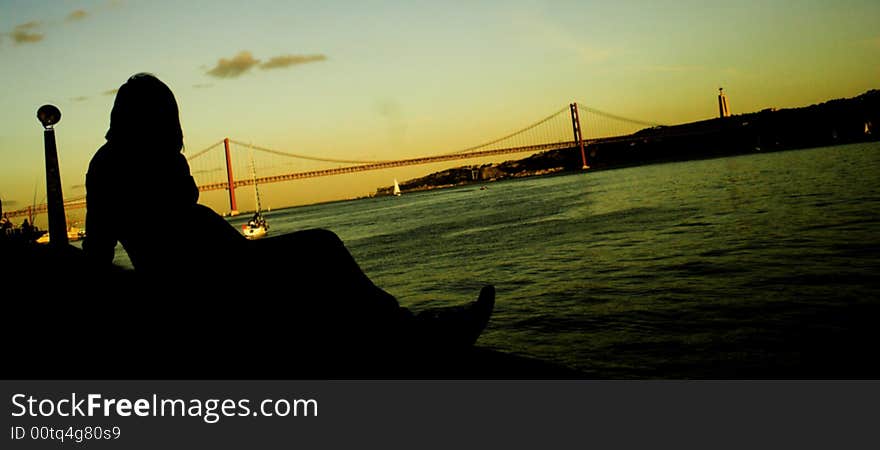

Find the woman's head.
xmin=106 ymin=73 xmax=183 ymax=153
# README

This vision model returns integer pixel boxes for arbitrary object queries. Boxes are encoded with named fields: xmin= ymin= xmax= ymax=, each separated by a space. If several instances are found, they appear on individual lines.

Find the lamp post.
xmin=37 ymin=104 xmax=69 ymax=247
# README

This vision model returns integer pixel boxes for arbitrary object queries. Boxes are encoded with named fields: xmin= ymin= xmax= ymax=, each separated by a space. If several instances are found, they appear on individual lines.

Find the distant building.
xmin=718 ymin=87 xmax=731 ymax=118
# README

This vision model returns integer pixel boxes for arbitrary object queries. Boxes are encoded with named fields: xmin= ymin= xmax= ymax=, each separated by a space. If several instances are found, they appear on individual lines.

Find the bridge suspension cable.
xmin=195 ymin=140 xmax=576 ymax=192
xmin=228 ymin=140 xmax=390 ymax=164
xmin=576 ymin=103 xmax=666 ymax=128
xmin=443 ymin=106 xmax=571 ymax=155
xmin=185 ymin=139 xmax=226 ymax=161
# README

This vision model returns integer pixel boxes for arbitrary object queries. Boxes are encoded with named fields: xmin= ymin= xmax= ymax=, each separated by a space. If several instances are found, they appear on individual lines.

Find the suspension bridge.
xmin=4 ymin=103 xmax=663 ymax=219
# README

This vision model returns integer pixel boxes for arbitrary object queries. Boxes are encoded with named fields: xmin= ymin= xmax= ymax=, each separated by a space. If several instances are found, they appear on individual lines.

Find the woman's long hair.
xmin=105 ymin=73 xmax=184 ymax=153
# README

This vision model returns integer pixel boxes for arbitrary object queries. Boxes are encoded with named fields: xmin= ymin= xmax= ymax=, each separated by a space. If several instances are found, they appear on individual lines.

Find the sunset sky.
xmin=2 ymin=0 xmax=878 ymax=220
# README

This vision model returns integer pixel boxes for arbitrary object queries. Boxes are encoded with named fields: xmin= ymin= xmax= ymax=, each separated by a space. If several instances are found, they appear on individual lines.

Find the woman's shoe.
xmin=416 ymin=285 xmax=495 ymax=348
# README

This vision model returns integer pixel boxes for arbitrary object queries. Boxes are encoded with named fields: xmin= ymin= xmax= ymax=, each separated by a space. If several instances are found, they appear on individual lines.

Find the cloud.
xmin=67 ymin=10 xmax=88 ymax=21
xmin=11 ymin=21 xmax=44 ymax=44
xmin=206 ymin=51 xmax=328 ymax=78
xmin=103 ymin=88 xmax=119 ymax=96
xmin=259 ymin=54 xmax=327 ymax=70
xmin=14 ymin=21 xmax=40 ymax=30
xmin=206 ymin=51 xmax=260 ymax=78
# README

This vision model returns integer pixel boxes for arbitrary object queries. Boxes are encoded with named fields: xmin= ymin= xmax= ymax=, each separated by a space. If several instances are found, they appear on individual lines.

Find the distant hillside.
xmin=377 ymin=90 xmax=880 ymax=196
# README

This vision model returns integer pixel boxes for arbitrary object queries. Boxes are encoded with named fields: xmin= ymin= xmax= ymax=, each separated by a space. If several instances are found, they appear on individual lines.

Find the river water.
xmin=125 ymin=142 xmax=880 ymax=377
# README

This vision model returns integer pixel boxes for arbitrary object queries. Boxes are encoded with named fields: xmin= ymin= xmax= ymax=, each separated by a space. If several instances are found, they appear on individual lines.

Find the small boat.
xmin=242 ymin=212 xmax=268 ymax=239
xmin=67 ymin=225 xmax=85 ymax=241
xmin=241 ymin=152 xmax=269 ymax=240
xmin=393 ymin=179 xmax=402 ymax=197
xmin=35 ymin=222 xmax=84 ymax=244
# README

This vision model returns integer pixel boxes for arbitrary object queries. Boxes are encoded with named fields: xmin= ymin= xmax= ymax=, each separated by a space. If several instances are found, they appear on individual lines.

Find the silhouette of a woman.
xmin=83 ymin=73 xmax=493 ymax=356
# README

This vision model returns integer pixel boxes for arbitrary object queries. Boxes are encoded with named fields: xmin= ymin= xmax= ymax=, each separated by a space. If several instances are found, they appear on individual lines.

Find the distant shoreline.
xmin=378 ymin=89 xmax=880 ymax=196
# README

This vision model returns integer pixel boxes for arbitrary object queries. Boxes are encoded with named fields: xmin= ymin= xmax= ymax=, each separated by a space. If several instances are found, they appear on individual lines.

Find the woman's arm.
xmin=82 ymin=153 xmax=118 ymax=267
xmin=163 ymin=152 xmax=199 ymax=206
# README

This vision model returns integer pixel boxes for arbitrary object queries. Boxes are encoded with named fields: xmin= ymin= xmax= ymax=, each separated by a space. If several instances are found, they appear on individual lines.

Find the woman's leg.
xmin=249 ymin=229 xmax=407 ymax=341
xmin=261 ymin=229 xmax=398 ymax=307
xmin=248 ymin=228 xmax=493 ymax=356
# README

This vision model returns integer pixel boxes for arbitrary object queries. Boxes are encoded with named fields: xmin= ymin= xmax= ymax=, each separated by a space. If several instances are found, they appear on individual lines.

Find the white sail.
xmin=393 ymin=179 xmax=401 ymax=196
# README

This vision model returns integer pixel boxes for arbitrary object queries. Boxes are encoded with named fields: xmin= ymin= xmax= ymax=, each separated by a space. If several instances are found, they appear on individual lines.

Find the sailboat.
xmin=35 ymin=214 xmax=84 ymax=244
xmin=393 ymin=178 xmax=402 ymax=197
xmin=241 ymin=152 xmax=269 ymax=240
xmin=35 ymin=223 xmax=84 ymax=244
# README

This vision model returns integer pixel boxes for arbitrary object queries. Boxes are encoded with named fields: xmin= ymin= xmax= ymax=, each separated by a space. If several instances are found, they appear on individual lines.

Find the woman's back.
xmin=83 ymin=74 xmax=245 ymax=275
xmin=85 ymin=141 xmax=245 ymax=275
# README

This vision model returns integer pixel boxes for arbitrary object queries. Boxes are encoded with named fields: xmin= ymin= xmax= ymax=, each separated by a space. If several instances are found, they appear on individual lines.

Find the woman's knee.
xmin=261 ymin=228 xmax=343 ymax=247
xmin=298 ymin=228 xmax=344 ymax=247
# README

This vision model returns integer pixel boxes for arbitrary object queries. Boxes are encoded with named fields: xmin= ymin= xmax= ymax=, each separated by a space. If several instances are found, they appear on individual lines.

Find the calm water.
xmin=125 ymin=142 xmax=880 ymax=377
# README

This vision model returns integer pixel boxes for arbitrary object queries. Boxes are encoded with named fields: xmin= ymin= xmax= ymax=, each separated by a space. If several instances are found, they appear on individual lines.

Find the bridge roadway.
xmin=200 ymin=131 xmax=659 ymax=192
xmin=5 ymin=199 xmax=87 ymax=218
xmin=4 ymin=133 xmax=651 ymax=218
xmin=6 ymin=143 xmax=576 ymax=218
xmin=198 ymin=140 xmax=578 ymax=191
